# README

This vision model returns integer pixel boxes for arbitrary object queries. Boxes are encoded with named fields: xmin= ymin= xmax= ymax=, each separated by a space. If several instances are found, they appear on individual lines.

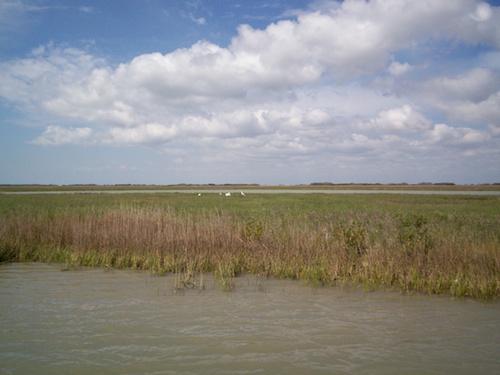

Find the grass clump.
xmin=0 ymin=192 xmax=498 ymax=299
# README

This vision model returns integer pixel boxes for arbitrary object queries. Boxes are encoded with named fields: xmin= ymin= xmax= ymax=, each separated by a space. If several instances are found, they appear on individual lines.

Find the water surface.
xmin=4 ymin=189 xmax=500 ymax=195
xmin=1 ymin=263 xmax=498 ymax=374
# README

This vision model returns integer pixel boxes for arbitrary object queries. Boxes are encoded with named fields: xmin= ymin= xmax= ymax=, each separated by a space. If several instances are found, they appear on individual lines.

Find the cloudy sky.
xmin=1 ymin=0 xmax=499 ymax=185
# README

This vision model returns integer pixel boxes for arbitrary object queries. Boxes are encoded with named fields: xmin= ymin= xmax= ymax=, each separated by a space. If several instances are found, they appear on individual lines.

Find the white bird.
xmin=198 ymin=193 xmax=202 ymax=196
xmin=240 ymin=191 xmax=245 ymax=196
xmin=225 ymin=192 xmax=231 ymax=197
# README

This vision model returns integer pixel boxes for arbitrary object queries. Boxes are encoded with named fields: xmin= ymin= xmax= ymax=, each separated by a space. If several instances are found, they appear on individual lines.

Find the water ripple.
xmin=1 ymin=263 xmax=499 ymax=375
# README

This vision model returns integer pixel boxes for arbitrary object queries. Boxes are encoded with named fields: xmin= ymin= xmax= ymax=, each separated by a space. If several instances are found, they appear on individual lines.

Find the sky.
xmin=1 ymin=0 xmax=499 ymax=185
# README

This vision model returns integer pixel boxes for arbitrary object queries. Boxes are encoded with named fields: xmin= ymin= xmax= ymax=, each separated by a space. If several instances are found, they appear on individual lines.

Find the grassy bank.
xmin=0 ymin=192 xmax=498 ymax=299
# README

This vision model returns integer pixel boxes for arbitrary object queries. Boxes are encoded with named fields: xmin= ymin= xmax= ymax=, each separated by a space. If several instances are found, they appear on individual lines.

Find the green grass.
xmin=0 ymin=191 xmax=498 ymax=299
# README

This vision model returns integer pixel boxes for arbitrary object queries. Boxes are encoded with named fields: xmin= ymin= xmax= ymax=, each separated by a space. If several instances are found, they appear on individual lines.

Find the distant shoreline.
xmin=2 ymin=183 xmax=500 ymax=193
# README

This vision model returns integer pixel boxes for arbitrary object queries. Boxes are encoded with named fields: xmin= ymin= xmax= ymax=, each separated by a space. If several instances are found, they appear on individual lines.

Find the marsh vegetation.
xmin=0 ymin=191 xmax=498 ymax=299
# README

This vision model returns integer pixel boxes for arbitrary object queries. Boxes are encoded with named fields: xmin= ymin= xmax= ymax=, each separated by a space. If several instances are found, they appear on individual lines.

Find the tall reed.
xmin=0 ymin=193 xmax=498 ymax=299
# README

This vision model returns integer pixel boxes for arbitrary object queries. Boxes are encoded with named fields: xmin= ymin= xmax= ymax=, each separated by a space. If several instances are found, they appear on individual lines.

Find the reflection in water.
xmin=1 ymin=263 xmax=499 ymax=375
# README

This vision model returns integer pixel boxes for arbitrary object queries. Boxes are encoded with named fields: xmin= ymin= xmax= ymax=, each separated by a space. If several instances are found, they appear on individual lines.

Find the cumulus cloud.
xmin=1 ymin=0 xmax=499 ymax=183
xmin=3 ymin=1 xmax=499 ymax=119
xmin=428 ymin=123 xmax=492 ymax=150
xmin=108 ymin=123 xmax=178 ymax=145
xmin=419 ymin=68 xmax=499 ymax=102
xmin=359 ymin=105 xmax=433 ymax=132
xmin=414 ymin=68 xmax=500 ymax=124
xmin=30 ymin=126 xmax=93 ymax=146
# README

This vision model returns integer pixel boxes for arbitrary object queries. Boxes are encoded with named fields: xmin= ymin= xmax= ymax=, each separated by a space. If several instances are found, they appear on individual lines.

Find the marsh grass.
xmin=0 ymin=192 xmax=498 ymax=298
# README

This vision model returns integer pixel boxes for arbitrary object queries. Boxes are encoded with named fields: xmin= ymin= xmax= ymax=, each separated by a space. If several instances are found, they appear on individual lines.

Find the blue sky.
xmin=1 ymin=0 xmax=499 ymax=185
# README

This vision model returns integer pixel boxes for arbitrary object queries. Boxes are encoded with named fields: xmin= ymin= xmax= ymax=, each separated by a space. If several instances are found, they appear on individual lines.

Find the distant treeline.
xmin=310 ymin=182 xmax=500 ymax=186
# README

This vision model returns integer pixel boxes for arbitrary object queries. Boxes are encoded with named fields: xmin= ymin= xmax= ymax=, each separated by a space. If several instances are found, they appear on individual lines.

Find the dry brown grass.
xmin=0 ymin=192 xmax=498 ymax=298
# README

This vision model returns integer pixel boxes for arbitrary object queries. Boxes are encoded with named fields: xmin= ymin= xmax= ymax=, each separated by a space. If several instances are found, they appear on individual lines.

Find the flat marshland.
xmin=0 ymin=190 xmax=498 ymax=299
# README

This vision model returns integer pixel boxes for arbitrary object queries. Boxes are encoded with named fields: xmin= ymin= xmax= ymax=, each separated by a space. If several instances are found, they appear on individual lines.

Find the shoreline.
xmin=1 ymin=183 xmax=500 ymax=193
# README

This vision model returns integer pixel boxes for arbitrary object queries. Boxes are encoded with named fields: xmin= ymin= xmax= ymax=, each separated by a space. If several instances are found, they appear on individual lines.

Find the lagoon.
xmin=1 ymin=263 xmax=499 ymax=374
xmin=3 ymin=189 xmax=500 ymax=195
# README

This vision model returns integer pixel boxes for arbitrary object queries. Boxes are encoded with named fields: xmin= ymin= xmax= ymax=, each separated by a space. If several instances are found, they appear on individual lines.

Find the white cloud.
xmin=388 ymin=61 xmax=412 ymax=76
xmin=470 ymin=2 xmax=492 ymax=22
xmin=420 ymin=68 xmax=499 ymax=102
xmin=188 ymin=13 xmax=206 ymax=25
xmin=488 ymin=122 xmax=500 ymax=134
xmin=0 ymin=45 xmax=106 ymax=110
xmin=3 ymin=1 xmax=499 ymax=126
xmin=451 ymin=92 xmax=500 ymax=125
xmin=8 ymin=0 xmax=497 ymax=118
xmin=108 ymin=123 xmax=178 ymax=145
xmin=30 ymin=126 xmax=93 ymax=146
xmin=428 ymin=123 xmax=491 ymax=148
xmin=415 ymin=68 xmax=500 ymax=125
xmin=1 ymin=0 xmax=499 ymax=183
xmin=360 ymin=105 xmax=433 ymax=132
xmin=78 ymin=6 xmax=94 ymax=14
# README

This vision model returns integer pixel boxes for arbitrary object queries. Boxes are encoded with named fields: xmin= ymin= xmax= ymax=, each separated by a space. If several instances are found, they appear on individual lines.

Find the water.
xmin=4 ymin=189 xmax=500 ymax=195
xmin=1 ymin=263 xmax=499 ymax=375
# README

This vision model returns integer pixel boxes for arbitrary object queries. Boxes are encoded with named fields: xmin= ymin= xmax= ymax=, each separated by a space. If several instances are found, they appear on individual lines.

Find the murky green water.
xmin=1 ymin=263 xmax=498 ymax=374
